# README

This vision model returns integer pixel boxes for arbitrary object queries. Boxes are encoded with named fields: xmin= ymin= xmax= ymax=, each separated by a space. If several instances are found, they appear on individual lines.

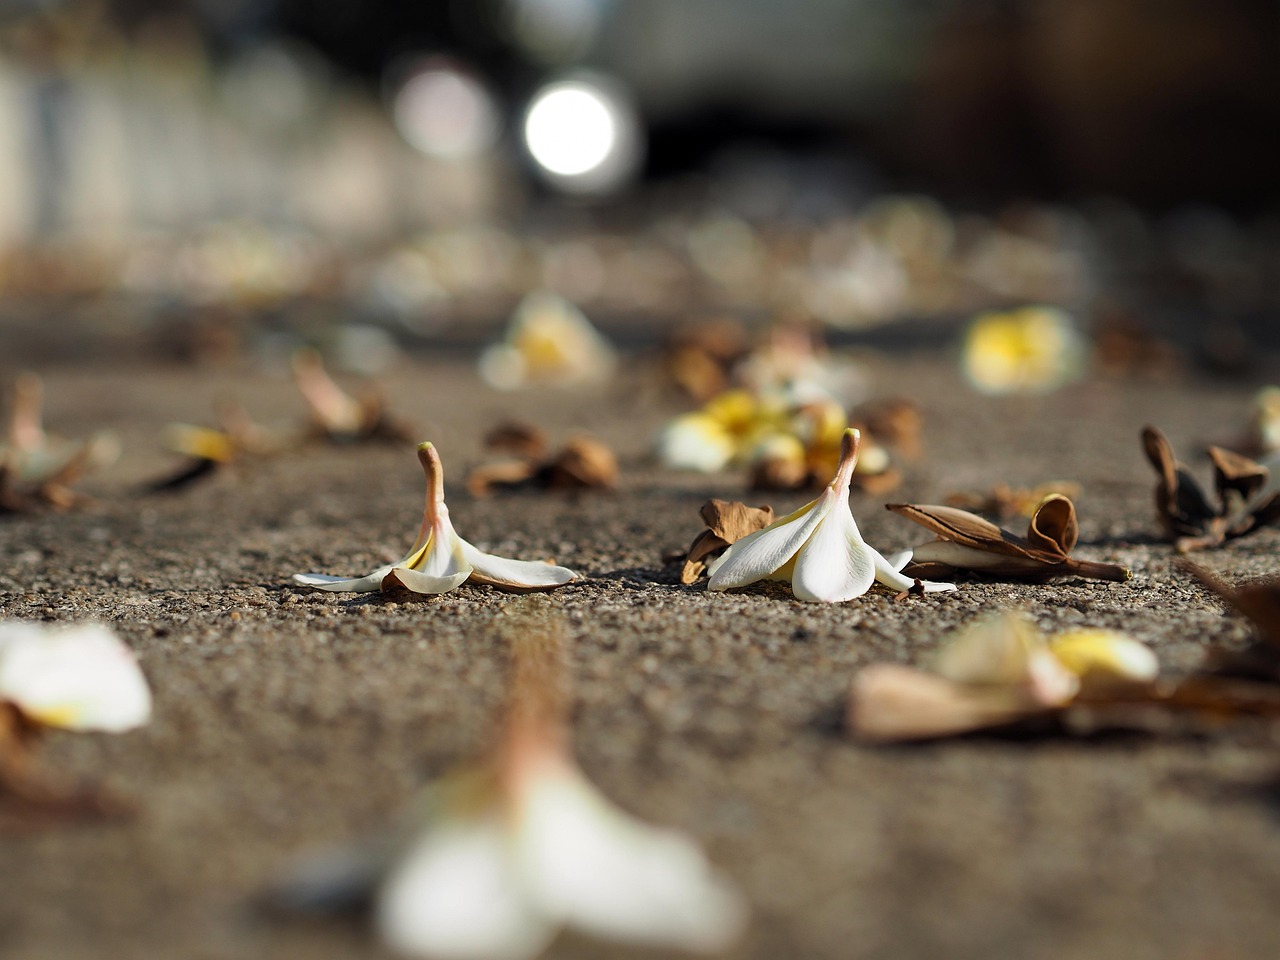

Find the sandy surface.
xmin=3 ymin=349 xmax=1280 ymax=960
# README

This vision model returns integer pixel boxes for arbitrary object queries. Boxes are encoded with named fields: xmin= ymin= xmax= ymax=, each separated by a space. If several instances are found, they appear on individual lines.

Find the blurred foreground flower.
xmin=1 ymin=373 xmax=120 ymax=512
xmin=888 ymin=494 xmax=1130 ymax=582
xmin=273 ymin=606 xmax=746 ymax=959
xmin=294 ymin=442 xmax=577 ymax=595
xmin=708 ymin=429 xmax=955 ymax=603
xmin=962 ymin=306 xmax=1086 ymax=395
xmin=478 ymin=292 xmax=616 ymax=391
xmin=0 ymin=622 xmax=151 ymax=823
xmin=1142 ymin=425 xmax=1280 ymax=552
xmin=293 ymin=348 xmax=414 ymax=443
xmin=848 ymin=613 xmax=1158 ymax=742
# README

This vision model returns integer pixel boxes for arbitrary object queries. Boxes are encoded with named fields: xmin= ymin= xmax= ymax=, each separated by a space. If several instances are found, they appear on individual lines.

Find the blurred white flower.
xmin=378 ymin=733 xmax=745 ymax=960
xmin=708 ymin=428 xmax=955 ymax=602
xmin=478 ymin=292 xmax=616 ymax=391
xmin=294 ymin=442 xmax=577 ymax=595
xmin=0 ymin=622 xmax=151 ymax=733
xmin=961 ymin=306 xmax=1086 ymax=395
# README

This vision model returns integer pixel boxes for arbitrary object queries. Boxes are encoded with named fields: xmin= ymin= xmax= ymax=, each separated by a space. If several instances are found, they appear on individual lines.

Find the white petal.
xmin=292 ymin=565 xmax=395 ymax=593
xmin=378 ymin=816 xmax=555 ymax=960
xmin=458 ymin=539 xmax=577 ymax=590
xmin=933 ymin=614 xmax=1077 ymax=706
xmin=884 ymin=550 xmax=913 ymax=572
xmin=707 ymin=496 xmax=830 ymax=591
xmin=0 ymin=622 xmax=151 ymax=732
xmin=911 ymin=540 xmax=1016 ymax=571
xmin=790 ymin=505 xmax=876 ymax=603
xmin=406 ymin=516 xmax=471 ymax=581
xmin=517 ymin=767 xmax=746 ymax=952
xmin=383 ymin=566 xmax=473 ymax=595
xmin=872 ymin=548 xmax=956 ymax=594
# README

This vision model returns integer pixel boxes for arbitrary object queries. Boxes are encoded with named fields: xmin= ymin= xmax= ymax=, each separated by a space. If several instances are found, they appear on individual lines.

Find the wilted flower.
xmin=888 ymin=494 xmax=1131 ymax=582
xmin=707 ymin=428 xmax=955 ymax=602
xmin=962 ymin=306 xmax=1086 ymax=395
xmin=848 ymin=613 xmax=1158 ymax=742
xmin=294 ymin=442 xmax=578 ymax=595
xmin=478 ymin=292 xmax=617 ymax=391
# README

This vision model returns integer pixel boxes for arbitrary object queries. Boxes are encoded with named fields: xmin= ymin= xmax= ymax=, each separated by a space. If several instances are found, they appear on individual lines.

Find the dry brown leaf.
xmin=544 ymin=437 xmax=618 ymax=490
xmin=484 ymin=421 xmax=548 ymax=460
xmin=888 ymin=495 xmax=1130 ymax=582
xmin=1142 ymin=424 xmax=1280 ymax=552
xmin=680 ymin=499 xmax=774 ymax=584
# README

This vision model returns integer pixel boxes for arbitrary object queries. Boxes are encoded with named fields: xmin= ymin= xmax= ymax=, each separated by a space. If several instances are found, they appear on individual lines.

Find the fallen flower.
xmin=293 ymin=348 xmax=414 ymax=443
xmin=148 ymin=398 xmax=283 ymax=493
xmin=1142 ymin=424 xmax=1280 ymax=552
xmin=887 ymin=494 xmax=1131 ymax=582
xmin=478 ymin=291 xmax=617 ymax=391
xmin=0 ymin=622 xmax=151 ymax=822
xmin=848 ymin=613 xmax=1158 ymax=742
xmin=270 ymin=605 xmax=746 ymax=959
xmin=679 ymin=499 xmax=775 ymax=584
xmin=962 ymin=306 xmax=1087 ymax=395
xmin=0 ymin=373 xmax=120 ymax=512
xmin=294 ymin=442 xmax=578 ymax=595
xmin=707 ymin=428 xmax=955 ymax=602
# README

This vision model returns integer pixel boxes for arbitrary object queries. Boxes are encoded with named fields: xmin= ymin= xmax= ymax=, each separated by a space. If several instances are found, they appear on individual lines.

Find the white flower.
xmin=377 ymin=752 xmax=746 ymax=960
xmin=478 ymin=292 xmax=616 ymax=391
xmin=0 ymin=622 xmax=151 ymax=732
xmin=294 ymin=442 xmax=578 ymax=595
xmin=707 ymin=428 xmax=955 ymax=602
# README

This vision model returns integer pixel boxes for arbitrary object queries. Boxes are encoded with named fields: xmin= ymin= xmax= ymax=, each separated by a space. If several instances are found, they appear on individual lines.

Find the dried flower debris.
xmin=707 ymin=429 xmax=954 ymax=603
xmin=467 ymin=423 xmax=618 ymax=496
xmin=887 ymin=495 xmax=1131 ymax=583
xmin=678 ymin=499 xmax=775 ymax=584
xmin=1142 ymin=425 xmax=1280 ymax=552
xmin=294 ymin=442 xmax=578 ymax=595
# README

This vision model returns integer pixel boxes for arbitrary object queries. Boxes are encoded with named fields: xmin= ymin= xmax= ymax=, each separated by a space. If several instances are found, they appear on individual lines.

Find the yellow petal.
xmin=1050 ymin=629 xmax=1159 ymax=684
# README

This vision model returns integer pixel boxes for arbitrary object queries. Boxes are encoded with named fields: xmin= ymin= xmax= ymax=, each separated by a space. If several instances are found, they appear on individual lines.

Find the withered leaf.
xmin=680 ymin=499 xmax=774 ymax=584
xmin=484 ymin=421 xmax=548 ymax=460
xmin=467 ymin=432 xmax=617 ymax=496
xmin=887 ymin=495 xmax=1130 ymax=582
xmin=1142 ymin=425 xmax=1280 ymax=551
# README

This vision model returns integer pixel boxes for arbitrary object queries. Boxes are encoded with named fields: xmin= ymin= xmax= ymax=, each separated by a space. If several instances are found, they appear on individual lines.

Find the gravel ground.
xmin=2 ymin=349 xmax=1280 ymax=960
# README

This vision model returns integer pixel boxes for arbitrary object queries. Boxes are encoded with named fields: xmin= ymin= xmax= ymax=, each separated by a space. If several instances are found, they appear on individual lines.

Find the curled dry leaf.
xmin=680 ymin=499 xmax=775 ymax=584
xmin=887 ymin=494 xmax=1131 ymax=583
xmin=484 ymin=420 xmax=548 ymax=460
xmin=945 ymin=480 xmax=1084 ymax=520
xmin=1142 ymin=424 xmax=1280 ymax=552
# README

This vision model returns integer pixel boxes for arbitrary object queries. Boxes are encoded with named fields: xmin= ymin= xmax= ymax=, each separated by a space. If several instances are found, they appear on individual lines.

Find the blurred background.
xmin=1 ymin=0 xmax=1278 ymax=369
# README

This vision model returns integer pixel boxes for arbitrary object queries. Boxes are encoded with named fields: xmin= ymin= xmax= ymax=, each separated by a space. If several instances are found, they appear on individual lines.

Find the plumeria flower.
xmin=962 ymin=306 xmax=1086 ymax=395
xmin=707 ymin=428 xmax=955 ymax=602
xmin=294 ymin=442 xmax=578 ymax=595
xmin=848 ymin=613 xmax=1159 ymax=743
xmin=0 ymin=621 xmax=152 ymax=733
xmin=478 ymin=292 xmax=617 ymax=391
xmin=376 ymin=626 xmax=746 ymax=960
